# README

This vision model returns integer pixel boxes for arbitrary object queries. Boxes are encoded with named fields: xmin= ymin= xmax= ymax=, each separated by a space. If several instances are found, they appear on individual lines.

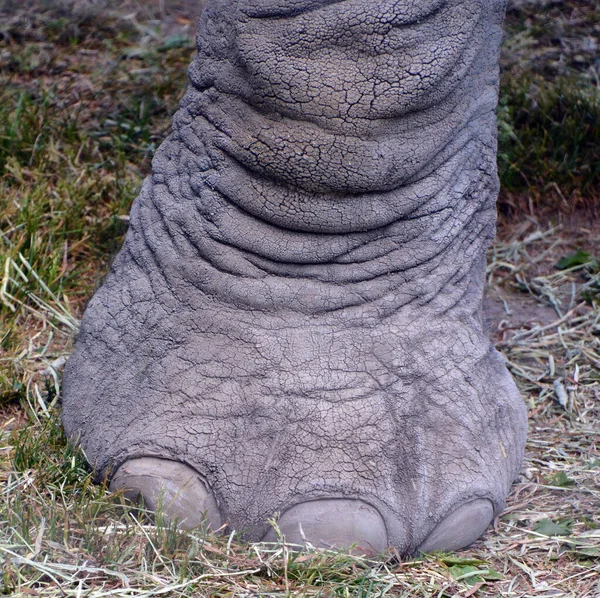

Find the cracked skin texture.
xmin=62 ymin=0 xmax=527 ymax=555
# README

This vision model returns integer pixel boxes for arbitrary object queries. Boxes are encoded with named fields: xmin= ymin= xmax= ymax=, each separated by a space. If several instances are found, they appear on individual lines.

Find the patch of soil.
xmin=111 ymin=0 xmax=208 ymax=36
xmin=0 ymin=0 xmax=207 ymax=41
xmin=503 ymin=0 xmax=599 ymax=81
xmin=484 ymin=288 xmax=558 ymax=342
xmin=0 ymin=402 xmax=27 ymax=432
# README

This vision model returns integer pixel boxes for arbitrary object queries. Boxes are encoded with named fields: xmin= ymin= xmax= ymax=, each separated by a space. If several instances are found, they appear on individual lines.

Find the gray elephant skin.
xmin=63 ymin=0 xmax=527 ymax=556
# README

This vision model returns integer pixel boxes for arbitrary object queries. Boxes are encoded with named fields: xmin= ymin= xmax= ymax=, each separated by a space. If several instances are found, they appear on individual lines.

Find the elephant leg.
xmin=63 ymin=0 xmax=526 ymax=556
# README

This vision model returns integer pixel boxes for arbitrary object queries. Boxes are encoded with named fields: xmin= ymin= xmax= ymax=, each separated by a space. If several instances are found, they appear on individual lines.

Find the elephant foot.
xmin=110 ymin=457 xmax=222 ymax=531
xmin=417 ymin=499 xmax=493 ymax=553
xmin=109 ymin=455 xmax=491 ymax=555
xmin=262 ymin=499 xmax=388 ymax=556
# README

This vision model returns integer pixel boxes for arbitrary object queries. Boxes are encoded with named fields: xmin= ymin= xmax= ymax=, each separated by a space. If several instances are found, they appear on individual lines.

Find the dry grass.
xmin=1 ymin=1 xmax=599 ymax=596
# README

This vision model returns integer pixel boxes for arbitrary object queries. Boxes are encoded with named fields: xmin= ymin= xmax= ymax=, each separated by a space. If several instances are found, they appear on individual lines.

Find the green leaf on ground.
xmin=572 ymin=547 xmax=600 ymax=559
xmin=441 ymin=556 xmax=486 ymax=566
xmin=555 ymin=250 xmax=599 ymax=271
xmin=533 ymin=519 xmax=572 ymax=537
xmin=549 ymin=471 xmax=575 ymax=487
xmin=158 ymin=34 xmax=193 ymax=51
xmin=448 ymin=565 xmax=503 ymax=586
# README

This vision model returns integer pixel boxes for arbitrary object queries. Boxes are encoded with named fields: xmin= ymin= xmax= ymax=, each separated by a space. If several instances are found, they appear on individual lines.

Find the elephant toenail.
xmin=262 ymin=499 xmax=388 ymax=555
xmin=417 ymin=499 xmax=494 ymax=553
xmin=110 ymin=457 xmax=222 ymax=531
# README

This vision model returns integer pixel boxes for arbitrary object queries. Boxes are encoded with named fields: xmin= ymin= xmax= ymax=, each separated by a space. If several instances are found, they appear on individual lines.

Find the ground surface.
xmin=0 ymin=1 xmax=599 ymax=596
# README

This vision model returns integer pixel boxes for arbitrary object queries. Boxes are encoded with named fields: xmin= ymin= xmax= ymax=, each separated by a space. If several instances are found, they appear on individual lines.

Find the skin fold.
xmin=62 ymin=0 xmax=527 ymax=555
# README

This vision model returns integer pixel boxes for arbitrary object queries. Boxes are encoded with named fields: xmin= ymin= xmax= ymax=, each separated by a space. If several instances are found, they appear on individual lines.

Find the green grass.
xmin=497 ymin=0 xmax=600 ymax=214
xmin=0 ymin=10 xmax=192 ymax=401
xmin=498 ymin=77 xmax=600 ymax=203
xmin=0 ymin=86 xmax=138 ymax=402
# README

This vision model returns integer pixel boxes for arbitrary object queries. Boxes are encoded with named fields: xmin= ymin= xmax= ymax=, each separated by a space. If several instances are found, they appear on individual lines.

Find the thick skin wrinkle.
xmin=63 ymin=0 xmax=527 ymax=555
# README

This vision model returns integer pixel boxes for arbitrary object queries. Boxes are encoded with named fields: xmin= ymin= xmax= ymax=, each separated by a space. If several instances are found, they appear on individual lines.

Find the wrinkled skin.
xmin=63 ymin=0 xmax=527 ymax=555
